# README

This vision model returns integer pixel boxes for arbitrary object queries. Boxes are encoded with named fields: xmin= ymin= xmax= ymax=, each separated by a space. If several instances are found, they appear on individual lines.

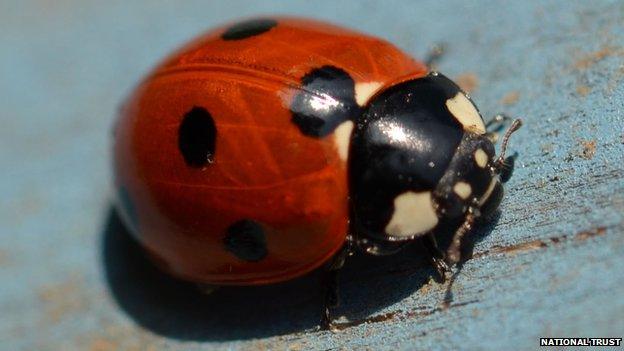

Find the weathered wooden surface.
xmin=1 ymin=1 xmax=623 ymax=350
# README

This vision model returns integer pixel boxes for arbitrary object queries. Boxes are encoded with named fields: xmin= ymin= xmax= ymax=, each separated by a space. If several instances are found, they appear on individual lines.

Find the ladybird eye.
xmin=178 ymin=107 xmax=217 ymax=167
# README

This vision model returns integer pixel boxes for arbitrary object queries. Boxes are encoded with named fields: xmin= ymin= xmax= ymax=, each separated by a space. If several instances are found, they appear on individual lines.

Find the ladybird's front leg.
xmin=445 ymin=209 xmax=478 ymax=267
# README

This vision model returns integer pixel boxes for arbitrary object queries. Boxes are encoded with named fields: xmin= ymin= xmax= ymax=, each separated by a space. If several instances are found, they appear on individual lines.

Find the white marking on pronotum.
xmin=385 ymin=191 xmax=438 ymax=237
xmin=453 ymin=181 xmax=472 ymax=200
xmin=355 ymin=82 xmax=383 ymax=106
xmin=334 ymin=120 xmax=354 ymax=161
xmin=474 ymin=148 xmax=488 ymax=168
xmin=445 ymin=92 xmax=486 ymax=134
xmin=478 ymin=178 xmax=498 ymax=206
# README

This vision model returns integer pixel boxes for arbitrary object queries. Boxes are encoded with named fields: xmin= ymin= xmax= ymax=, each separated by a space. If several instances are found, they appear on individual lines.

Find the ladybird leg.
xmin=320 ymin=268 xmax=340 ymax=331
xmin=486 ymin=113 xmax=512 ymax=130
xmin=445 ymin=208 xmax=478 ymax=266
xmin=421 ymin=233 xmax=450 ymax=282
xmin=319 ymin=236 xmax=354 ymax=331
xmin=484 ymin=113 xmax=512 ymax=143
xmin=425 ymin=43 xmax=447 ymax=69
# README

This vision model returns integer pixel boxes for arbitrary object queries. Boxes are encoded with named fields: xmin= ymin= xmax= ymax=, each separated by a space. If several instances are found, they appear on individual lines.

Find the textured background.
xmin=1 ymin=1 xmax=623 ymax=350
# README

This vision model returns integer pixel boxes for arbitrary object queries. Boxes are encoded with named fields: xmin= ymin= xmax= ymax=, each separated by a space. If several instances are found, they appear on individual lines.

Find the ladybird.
xmin=113 ymin=17 xmax=521 ymax=329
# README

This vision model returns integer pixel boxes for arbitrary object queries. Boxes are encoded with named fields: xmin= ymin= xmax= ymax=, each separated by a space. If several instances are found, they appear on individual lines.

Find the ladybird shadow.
xmin=101 ymin=206 xmax=499 ymax=341
xmin=332 ymin=211 xmax=501 ymax=324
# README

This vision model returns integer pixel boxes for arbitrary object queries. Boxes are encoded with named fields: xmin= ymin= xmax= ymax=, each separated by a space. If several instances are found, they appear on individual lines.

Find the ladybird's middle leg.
xmin=320 ymin=267 xmax=340 ymax=330
xmin=319 ymin=235 xmax=353 ymax=331
xmin=424 ymin=43 xmax=447 ymax=69
xmin=421 ymin=233 xmax=450 ymax=282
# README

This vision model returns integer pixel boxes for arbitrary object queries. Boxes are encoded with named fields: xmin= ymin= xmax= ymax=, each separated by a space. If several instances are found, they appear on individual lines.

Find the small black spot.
xmin=291 ymin=66 xmax=359 ymax=138
xmin=224 ymin=220 xmax=268 ymax=262
xmin=117 ymin=186 xmax=139 ymax=233
xmin=222 ymin=18 xmax=278 ymax=40
xmin=178 ymin=107 xmax=217 ymax=167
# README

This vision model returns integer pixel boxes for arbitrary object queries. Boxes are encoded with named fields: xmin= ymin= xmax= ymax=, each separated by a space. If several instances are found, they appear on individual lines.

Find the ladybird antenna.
xmin=445 ymin=208 xmax=477 ymax=266
xmin=495 ymin=118 xmax=522 ymax=169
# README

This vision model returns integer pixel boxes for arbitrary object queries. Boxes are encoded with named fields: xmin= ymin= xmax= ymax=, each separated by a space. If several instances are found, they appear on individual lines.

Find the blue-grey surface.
xmin=1 ymin=1 xmax=623 ymax=350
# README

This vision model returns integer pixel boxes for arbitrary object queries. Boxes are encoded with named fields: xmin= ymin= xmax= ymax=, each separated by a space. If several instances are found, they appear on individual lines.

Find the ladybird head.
xmin=349 ymin=72 xmax=517 ymax=253
xmin=433 ymin=132 xmax=503 ymax=225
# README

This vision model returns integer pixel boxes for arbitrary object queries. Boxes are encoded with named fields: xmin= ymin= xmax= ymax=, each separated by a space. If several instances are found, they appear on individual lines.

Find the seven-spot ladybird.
xmin=113 ymin=17 xmax=521 ymax=329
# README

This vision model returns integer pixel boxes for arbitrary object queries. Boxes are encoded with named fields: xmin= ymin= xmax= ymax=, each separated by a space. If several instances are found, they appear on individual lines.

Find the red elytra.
xmin=113 ymin=17 xmax=428 ymax=285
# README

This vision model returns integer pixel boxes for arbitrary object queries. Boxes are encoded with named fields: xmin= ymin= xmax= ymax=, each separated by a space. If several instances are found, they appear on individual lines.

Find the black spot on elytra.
xmin=290 ymin=66 xmax=359 ymax=137
xmin=117 ymin=186 xmax=138 ymax=233
xmin=178 ymin=107 xmax=217 ymax=167
xmin=222 ymin=18 xmax=278 ymax=40
xmin=224 ymin=220 xmax=268 ymax=262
